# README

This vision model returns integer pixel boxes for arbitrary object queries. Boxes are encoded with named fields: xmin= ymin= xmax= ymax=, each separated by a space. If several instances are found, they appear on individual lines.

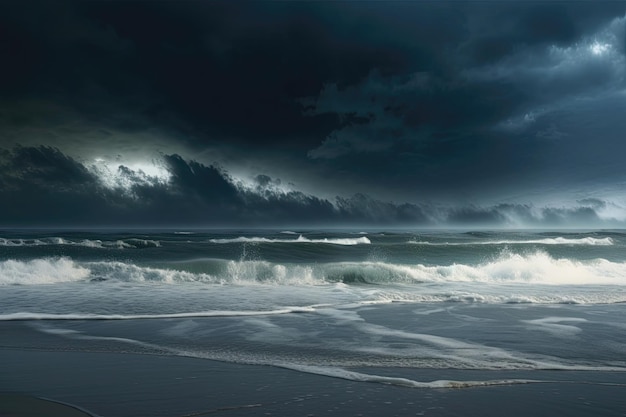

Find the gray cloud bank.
xmin=1 ymin=146 xmax=623 ymax=228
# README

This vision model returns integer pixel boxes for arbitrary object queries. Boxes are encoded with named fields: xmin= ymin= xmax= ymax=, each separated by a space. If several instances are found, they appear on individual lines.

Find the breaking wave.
xmin=409 ymin=237 xmax=614 ymax=246
xmin=209 ymin=235 xmax=371 ymax=245
xmin=0 ymin=257 xmax=90 ymax=285
xmin=2 ymin=251 xmax=625 ymax=288
xmin=0 ymin=237 xmax=160 ymax=249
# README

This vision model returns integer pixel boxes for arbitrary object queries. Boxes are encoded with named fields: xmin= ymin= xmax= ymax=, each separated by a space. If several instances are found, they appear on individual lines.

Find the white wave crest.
xmin=0 ymin=252 xmax=626 ymax=290
xmin=0 ymin=237 xmax=46 ymax=246
xmin=87 ymin=261 xmax=214 ymax=283
xmin=87 ymin=260 xmax=320 ymax=285
xmin=209 ymin=235 xmax=371 ymax=245
xmin=224 ymin=260 xmax=318 ymax=284
xmin=329 ymin=252 xmax=626 ymax=286
xmin=0 ymin=237 xmax=160 ymax=249
xmin=0 ymin=257 xmax=90 ymax=285
xmin=122 ymin=238 xmax=161 ymax=248
xmin=464 ymin=252 xmax=625 ymax=285
xmin=409 ymin=237 xmax=614 ymax=246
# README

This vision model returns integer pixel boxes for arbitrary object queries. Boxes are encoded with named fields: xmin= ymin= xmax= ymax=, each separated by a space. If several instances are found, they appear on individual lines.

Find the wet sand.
xmin=2 ymin=348 xmax=626 ymax=417
xmin=0 ymin=394 xmax=94 ymax=417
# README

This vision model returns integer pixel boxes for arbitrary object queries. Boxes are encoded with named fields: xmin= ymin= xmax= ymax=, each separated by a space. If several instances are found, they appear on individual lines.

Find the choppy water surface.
xmin=1 ymin=229 xmax=625 ymax=388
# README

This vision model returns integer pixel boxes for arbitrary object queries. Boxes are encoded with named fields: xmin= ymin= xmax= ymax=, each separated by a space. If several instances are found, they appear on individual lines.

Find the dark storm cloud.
xmin=1 ymin=2 xmax=626 ymax=226
xmin=56 ymin=1 xmax=416 ymax=147
xmin=301 ymin=71 xmax=523 ymax=158
xmin=162 ymin=154 xmax=240 ymax=204
xmin=458 ymin=2 xmax=624 ymax=65
xmin=0 ymin=147 xmax=349 ymax=225
xmin=0 ymin=0 xmax=436 ymax=164
xmin=3 ymin=146 xmax=94 ymax=188
xmin=1 ymin=146 xmax=623 ymax=228
xmin=0 ymin=146 xmax=339 ymax=225
xmin=299 ymin=4 xmax=626 ymax=200
xmin=0 ymin=146 xmax=108 ymax=224
xmin=335 ymin=194 xmax=430 ymax=224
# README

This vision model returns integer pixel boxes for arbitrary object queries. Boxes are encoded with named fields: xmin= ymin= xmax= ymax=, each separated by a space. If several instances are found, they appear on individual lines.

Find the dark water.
xmin=1 ymin=229 xmax=625 ymax=391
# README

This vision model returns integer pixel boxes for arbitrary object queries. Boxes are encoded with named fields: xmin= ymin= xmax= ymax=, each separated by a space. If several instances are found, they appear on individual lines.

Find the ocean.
xmin=1 ymin=229 xmax=626 ymax=415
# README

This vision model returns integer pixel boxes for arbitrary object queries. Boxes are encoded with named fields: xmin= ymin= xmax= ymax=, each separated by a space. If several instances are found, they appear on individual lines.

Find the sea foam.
xmin=409 ymin=237 xmax=614 ymax=246
xmin=2 ymin=252 xmax=626 ymax=287
xmin=0 ymin=307 xmax=317 ymax=321
xmin=209 ymin=235 xmax=371 ymax=245
xmin=0 ymin=257 xmax=90 ymax=285
xmin=0 ymin=237 xmax=160 ymax=249
xmin=278 ymin=364 xmax=541 ymax=388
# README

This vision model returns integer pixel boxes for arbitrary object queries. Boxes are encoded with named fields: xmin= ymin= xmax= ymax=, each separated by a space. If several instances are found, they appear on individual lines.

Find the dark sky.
xmin=1 ymin=1 xmax=626 ymax=227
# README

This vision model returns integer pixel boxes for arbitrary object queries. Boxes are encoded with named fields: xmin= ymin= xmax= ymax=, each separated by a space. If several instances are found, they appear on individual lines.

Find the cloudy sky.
xmin=1 ymin=1 xmax=626 ymax=227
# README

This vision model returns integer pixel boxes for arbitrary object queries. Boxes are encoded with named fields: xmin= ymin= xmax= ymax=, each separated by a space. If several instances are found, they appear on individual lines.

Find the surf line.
xmin=31 ymin=323 xmax=626 ymax=391
xmin=0 ymin=307 xmax=317 ymax=321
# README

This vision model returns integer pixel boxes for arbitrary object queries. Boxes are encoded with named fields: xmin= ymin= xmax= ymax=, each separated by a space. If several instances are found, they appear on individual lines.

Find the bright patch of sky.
xmin=90 ymin=157 xmax=171 ymax=192
xmin=488 ymin=14 xmax=625 ymax=133
xmin=231 ymin=173 xmax=296 ymax=196
xmin=465 ymin=14 xmax=625 ymax=82
xmin=547 ymin=15 xmax=624 ymax=76
xmin=589 ymin=41 xmax=611 ymax=56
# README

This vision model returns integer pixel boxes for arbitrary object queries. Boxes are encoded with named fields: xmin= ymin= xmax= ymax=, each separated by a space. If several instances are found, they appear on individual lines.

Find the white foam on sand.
xmin=276 ymin=364 xmax=542 ymax=389
xmin=27 ymin=320 xmax=626 ymax=391
xmin=27 ymin=323 xmax=545 ymax=389
xmin=522 ymin=317 xmax=588 ymax=337
xmin=0 ymin=306 xmax=317 ymax=321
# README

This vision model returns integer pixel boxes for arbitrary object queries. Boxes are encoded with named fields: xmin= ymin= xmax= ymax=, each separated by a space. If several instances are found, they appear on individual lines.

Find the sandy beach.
xmin=0 ymin=394 xmax=93 ymax=417
xmin=2 ymin=347 xmax=626 ymax=417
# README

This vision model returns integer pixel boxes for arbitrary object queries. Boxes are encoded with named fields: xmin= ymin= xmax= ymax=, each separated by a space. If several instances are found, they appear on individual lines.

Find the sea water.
xmin=1 ymin=229 xmax=625 ymax=390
